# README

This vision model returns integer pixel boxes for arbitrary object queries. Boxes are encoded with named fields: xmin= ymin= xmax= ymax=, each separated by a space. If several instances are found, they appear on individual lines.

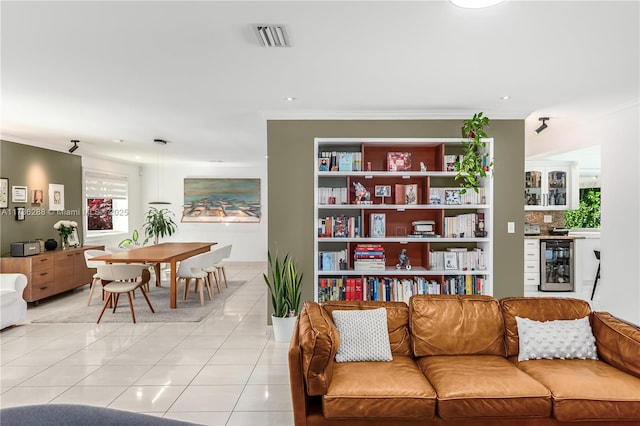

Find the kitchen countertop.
xmin=524 ymin=235 xmax=585 ymax=240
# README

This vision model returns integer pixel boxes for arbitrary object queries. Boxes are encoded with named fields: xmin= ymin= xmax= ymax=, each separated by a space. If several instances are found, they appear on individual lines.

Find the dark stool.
xmin=590 ymin=250 xmax=600 ymax=300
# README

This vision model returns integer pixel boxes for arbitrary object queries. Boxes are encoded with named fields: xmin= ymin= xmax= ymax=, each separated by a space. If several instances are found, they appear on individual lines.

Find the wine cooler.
xmin=540 ymin=239 xmax=574 ymax=292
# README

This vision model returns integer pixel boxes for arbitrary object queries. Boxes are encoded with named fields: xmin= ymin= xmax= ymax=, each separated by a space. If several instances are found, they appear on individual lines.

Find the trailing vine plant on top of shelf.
xmin=455 ymin=112 xmax=494 ymax=194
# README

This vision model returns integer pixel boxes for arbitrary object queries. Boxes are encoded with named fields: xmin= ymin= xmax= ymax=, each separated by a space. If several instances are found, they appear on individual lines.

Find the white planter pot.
xmin=272 ymin=314 xmax=297 ymax=343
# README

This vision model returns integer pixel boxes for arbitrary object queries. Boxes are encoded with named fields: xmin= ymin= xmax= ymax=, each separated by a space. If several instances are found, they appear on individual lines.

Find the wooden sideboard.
xmin=1 ymin=245 xmax=104 ymax=302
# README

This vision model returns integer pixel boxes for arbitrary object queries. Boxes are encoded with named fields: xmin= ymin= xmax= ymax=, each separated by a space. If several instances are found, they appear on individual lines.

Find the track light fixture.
xmin=535 ymin=117 xmax=549 ymax=134
xmin=68 ymin=140 xmax=79 ymax=153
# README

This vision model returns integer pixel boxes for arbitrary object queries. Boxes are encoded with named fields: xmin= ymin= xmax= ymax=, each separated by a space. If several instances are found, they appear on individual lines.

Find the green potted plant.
xmin=263 ymin=251 xmax=303 ymax=342
xmin=455 ymin=112 xmax=493 ymax=194
xmin=142 ymin=207 xmax=177 ymax=245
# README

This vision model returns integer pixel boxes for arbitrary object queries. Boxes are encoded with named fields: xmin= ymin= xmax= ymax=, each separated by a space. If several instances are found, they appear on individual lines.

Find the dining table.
xmin=91 ymin=242 xmax=216 ymax=309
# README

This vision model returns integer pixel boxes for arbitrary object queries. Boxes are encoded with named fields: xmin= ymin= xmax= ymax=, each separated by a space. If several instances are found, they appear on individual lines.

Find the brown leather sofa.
xmin=288 ymin=296 xmax=640 ymax=425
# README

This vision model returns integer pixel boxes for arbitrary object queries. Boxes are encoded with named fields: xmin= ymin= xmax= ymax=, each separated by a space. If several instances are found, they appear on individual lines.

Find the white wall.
xmin=141 ymin=162 xmax=268 ymax=262
xmin=525 ymin=104 xmax=640 ymax=325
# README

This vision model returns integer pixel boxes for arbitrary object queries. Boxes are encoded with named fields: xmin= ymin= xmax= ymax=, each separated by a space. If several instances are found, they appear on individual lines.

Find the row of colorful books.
xmin=443 ymin=212 xmax=485 ymax=238
xmin=318 ymin=250 xmax=348 ymax=271
xmin=429 ymin=187 xmax=487 ymax=205
xmin=353 ymin=244 xmax=385 ymax=271
xmin=430 ymin=248 xmax=486 ymax=271
xmin=317 ymin=275 xmax=486 ymax=302
xmin=318 ymin=215 xmax=362 ymax=238
xmin=317 ymin=187 xmax=349 ymax=205
xmin=318 ymin=151 xmax=362 ymax=172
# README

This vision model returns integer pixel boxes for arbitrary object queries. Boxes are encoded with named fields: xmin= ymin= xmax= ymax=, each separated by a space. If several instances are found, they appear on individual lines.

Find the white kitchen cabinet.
xmin=525 ymin=161 xmax=578 ymax=210
xmin=524 ymin=238 xmax=540 ymax=292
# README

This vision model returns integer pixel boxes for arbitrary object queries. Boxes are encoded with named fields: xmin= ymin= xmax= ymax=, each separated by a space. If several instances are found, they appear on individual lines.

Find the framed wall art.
xmin=0 ymin=178 xmax=8 ymax=208
xmin=182 ymin=178 xmax=261 ymax=223
xmin=31 ymin=189 xmax=44 ymax=204
xmin=48 ymin=183 xmax=65 ymax=211
xmin=12 ymin=186 xmax=27 ymax=203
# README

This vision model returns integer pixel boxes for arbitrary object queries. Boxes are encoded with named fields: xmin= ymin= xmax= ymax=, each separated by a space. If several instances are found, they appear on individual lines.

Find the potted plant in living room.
xmin=263 ymin=251 xmax=303 ymax=342
xmin=455 ymin=112 xmax=494 ymax=194
xmin=142 ymin=207 xmax=177 ymax=245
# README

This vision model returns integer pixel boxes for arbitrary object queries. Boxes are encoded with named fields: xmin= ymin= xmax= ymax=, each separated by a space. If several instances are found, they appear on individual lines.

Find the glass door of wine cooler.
xmin=540 ymin=239 xmax=574 ymax=292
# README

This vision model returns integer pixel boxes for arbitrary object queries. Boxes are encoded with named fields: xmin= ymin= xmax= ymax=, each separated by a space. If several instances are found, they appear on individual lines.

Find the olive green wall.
xmin=266 ymin=119 xmax=525 ymax=313
xmin=0 ymin=140 xmax=83 ymax=256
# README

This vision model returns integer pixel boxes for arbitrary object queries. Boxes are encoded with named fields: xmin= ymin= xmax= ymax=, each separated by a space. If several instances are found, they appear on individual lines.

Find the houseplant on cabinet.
xmin=455 ymin=112 xmax=493 ymax=194
xmin=143 ymin=207 xmax=177 ymax=245
xmin=263 ymin=251 xmax=303 ymax=342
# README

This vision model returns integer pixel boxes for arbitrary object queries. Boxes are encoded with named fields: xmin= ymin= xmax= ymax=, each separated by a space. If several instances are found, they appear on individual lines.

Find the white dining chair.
xmin=203 ymin=244 xmax=232 ymax=292
xmin=176 ymin=251 xmax=214 ymax=306
xmin=96 ymin=264 xmax=154 ymax=324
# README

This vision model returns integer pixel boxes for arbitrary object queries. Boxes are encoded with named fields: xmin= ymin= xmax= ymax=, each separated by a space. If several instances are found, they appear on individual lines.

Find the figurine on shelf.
xmin=397 ymin=248 xmax=411 ymax=270
xmin=353 ymin=181 xmax=371 ymax=204
xmin=420 ymin=162 xmax=427 ymax=172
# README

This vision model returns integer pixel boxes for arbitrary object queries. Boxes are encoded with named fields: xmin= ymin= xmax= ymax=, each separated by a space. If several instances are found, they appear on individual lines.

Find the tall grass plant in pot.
xmin=263 ymin=251 xmax=303 ymax=342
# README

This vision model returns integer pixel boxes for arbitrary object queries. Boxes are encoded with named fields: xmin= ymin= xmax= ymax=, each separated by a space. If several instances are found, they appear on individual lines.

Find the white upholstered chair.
xmin=0 ymin=273 xmax=27 ymax=329
xmin=176 ymin=251 xmax=214 ymax=306
xmin=203 ymin=244 xmax=232 ymax=292
xmin=96 ymin=264 xmax=154 ymax=324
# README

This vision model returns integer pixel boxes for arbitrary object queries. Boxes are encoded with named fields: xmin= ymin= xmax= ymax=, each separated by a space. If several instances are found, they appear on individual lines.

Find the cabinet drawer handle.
xmin=40 ymin=258 xmax=49 ymax=262
xmin=40 ymin=286 xmax=48 ymax=290
xmin=40 ymin=272 xmax=48 ymax=276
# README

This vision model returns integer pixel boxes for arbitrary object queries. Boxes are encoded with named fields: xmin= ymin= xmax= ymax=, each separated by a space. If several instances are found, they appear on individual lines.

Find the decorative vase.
xmin=272 ymin=314 xmax=298 ymax=343
xmin=44 ymin=239 xmax=58 ymax=251
xmin=61 ymin=235 xmax=69 ymax=250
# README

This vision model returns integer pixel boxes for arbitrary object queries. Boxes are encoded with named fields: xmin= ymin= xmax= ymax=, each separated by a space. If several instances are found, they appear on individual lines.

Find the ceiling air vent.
xmin=253 ymin=24 xmax=290 ymax=47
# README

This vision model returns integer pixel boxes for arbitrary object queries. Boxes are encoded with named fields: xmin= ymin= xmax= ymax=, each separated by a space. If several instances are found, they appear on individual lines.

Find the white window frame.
xmin=83 ymin=170 xmax=129 ymax=238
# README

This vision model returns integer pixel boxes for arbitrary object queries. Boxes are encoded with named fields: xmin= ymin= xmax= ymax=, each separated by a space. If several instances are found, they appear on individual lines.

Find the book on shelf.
xmin=338 ymin=152 xmax=353 ymax=171
xmin=387 ymin=152 xmax=412 ymax=171
xmin=430 ymin=248 xmax=485 ymax=271
xmin=370 ymin=213 xmax=386 ymax=237
xmin=442 ymin=275 xmax=484 ymax=295
xmin=430 ymin=187 xmax=486 ymax=205
xmin=318 ymin=187 xmax=348 ymax=205
xmin=318 ymin=215 xmax=362 ymax=238
xmin=443 ymin=212 xmax=482 ymax=238
xmin=319 ymin=249 xmax=348 ymax=271
xmin=318 ymin=151 xmax=362 ymax=172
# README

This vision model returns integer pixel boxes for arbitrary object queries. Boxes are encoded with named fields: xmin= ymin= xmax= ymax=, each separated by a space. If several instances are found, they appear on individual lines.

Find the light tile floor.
xmin=0 ymin=262 xmax=295 ymax=425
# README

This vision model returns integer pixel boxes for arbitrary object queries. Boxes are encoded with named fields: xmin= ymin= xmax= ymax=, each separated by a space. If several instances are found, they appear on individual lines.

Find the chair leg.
xmin=87 ymin=277 xmax=100 ymax=306
xmin=205 ymin=275 xmax=214 ymax=300
xmin=126 ymin=291 xmax=136 ymax=323
xmin=97 ymin=294 xmax=112 ymax=324
xmin=220 ymin=266 xmax=228 ymax=287
xmin=183 ymin=278 xmax=191 ymax=300
xmin=139 ymin=286 xmax=155 ymax=313
xmin=197 ymin=278 xmax=205 ymax=306
xmin=112 ymin=293 xmax=120 ymax=313
xmin=211 ymin=269 xmax=223 ymax=293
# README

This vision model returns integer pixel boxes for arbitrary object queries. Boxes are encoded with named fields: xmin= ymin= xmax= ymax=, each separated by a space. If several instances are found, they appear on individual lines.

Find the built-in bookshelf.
xmin=314 ymin=138 xmax=493 ymax=302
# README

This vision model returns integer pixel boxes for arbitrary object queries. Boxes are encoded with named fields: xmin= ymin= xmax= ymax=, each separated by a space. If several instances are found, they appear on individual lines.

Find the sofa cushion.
xmin=501 ymin=297 xmax=591 ymax=357
xmin=516 ymin=359 xmax=640 ymax=421
xmin=516 ymin=316 xmax=597 ymax=361
xmin=298 ymin=301 xmax=339 ymax=396
xmin=322 ymin=355 xmax=436 ymax=419
xmin=417 ymin=355 xmax=551 ymax=420
xmin=409 ymin=295 xmax=505 ymax=356
xmin=321 ymin=300 xmax=411 ymax=356
xmin=591 ymin=311 xmax=640 ymax=378
xmin=332 ymin=308 xmax=392 ymax=362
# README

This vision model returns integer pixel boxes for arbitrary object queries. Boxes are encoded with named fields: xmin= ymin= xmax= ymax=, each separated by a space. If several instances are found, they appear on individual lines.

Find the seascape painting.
xmin=182 ymin=178 xmax=261 ymax=223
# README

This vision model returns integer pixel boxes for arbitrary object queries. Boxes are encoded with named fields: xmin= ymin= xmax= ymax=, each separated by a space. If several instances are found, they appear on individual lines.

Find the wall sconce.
xmin=535 ymin=117 xmax=549 ymax=134
xmin=69 ymin=140 xmax=79 ymax=153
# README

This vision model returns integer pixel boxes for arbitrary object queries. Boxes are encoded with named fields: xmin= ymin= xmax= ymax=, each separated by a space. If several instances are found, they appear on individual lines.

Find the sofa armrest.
xmin=591 ymin=311 xmax=640 ymax=378
xmin=0 ymin=274 xmax=27 ymax=295
xmin=289 ymin=316 xmax=309 ymax=426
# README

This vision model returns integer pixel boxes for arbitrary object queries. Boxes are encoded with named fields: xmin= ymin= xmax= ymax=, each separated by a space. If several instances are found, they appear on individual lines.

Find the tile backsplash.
xmin=525 ymin=211 xmax=566 ymax=235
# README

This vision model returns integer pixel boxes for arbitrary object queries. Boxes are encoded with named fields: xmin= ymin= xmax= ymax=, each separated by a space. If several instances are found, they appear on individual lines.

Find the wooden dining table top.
xmin=91 ymin=242 xmax=215 ymax=263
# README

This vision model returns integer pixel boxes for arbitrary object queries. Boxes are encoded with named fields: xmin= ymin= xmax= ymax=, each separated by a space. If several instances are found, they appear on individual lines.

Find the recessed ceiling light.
xmin=112 ymin=139 xmax=124 ymax=143
xmin=285 ymin=97 xmax=296 ymax=101
xmin=450 ymin=0 xmax=505 ymax=8
xmin=500 ymin=95 xmax=510 ymax=100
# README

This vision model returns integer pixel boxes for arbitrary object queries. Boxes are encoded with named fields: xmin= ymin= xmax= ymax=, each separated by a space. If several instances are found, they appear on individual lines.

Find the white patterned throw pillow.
xmin=516 ymin=316 xmax=598 ymax=361
xmin=332 ymin=308 xmax=393 ymax=362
